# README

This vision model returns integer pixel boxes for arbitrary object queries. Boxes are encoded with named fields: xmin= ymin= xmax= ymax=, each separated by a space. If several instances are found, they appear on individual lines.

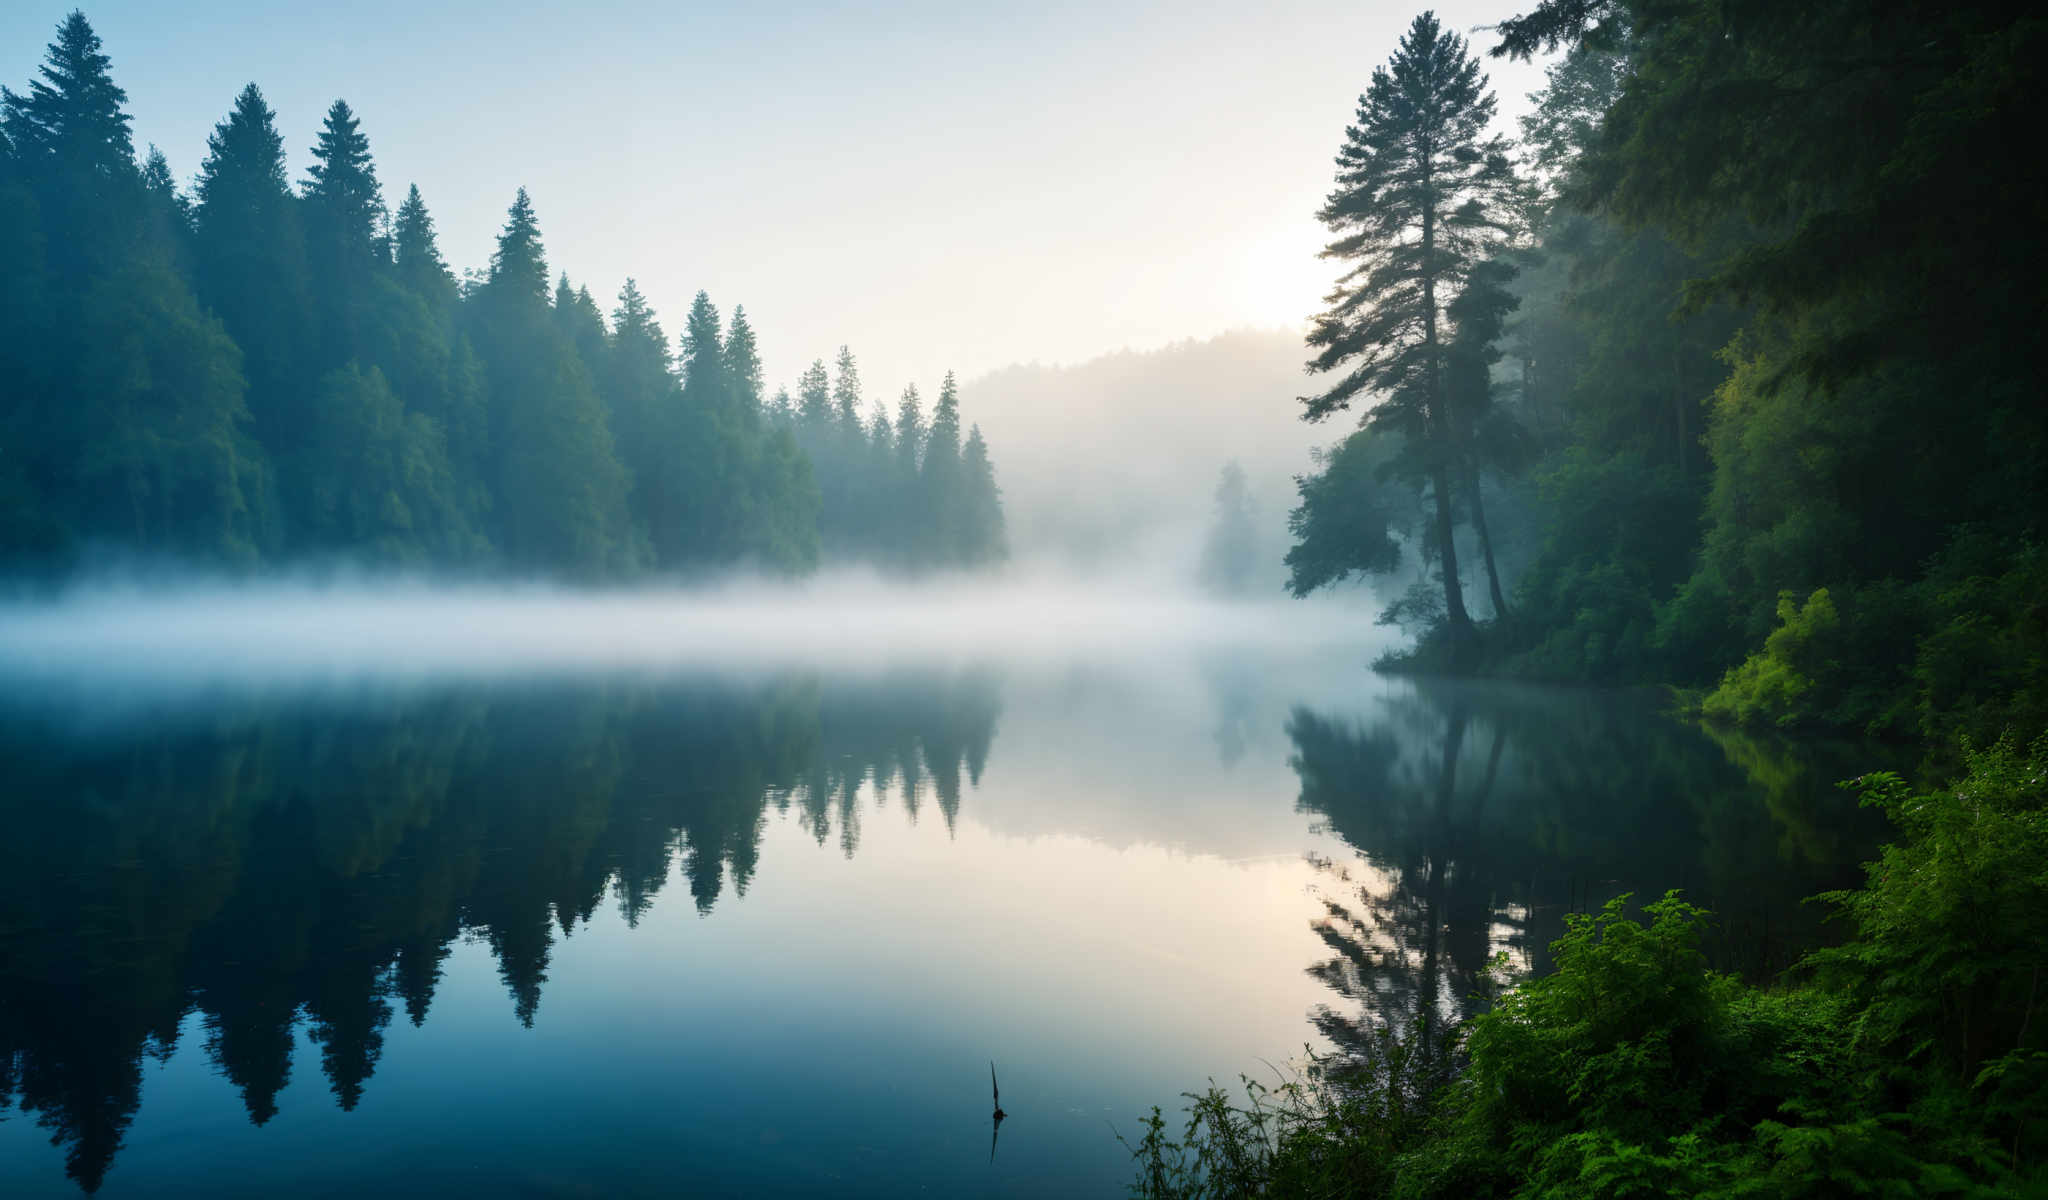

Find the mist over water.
xmin=0 ymin=566 xmax=1391 ymax=700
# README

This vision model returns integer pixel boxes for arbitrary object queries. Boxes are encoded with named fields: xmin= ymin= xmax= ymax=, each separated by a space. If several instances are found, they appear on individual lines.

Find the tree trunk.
xmin=1429 ymin=462 xmax=1473 ymax=637
xmin=1466 ymin=463 xmax=1509 ymax=619
xmin=1420 ymin=175 xmax=1474 ymax=646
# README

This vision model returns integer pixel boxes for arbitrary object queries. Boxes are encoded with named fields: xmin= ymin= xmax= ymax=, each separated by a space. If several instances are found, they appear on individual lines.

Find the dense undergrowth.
xmin=1129 ymin=734 xmax=2048 ymax=1198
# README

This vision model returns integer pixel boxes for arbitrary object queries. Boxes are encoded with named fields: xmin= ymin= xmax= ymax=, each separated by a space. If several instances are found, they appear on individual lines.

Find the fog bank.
xmin=0 ymin=566 xmax=1388 ymax=696
xmin=964 ymin=329 xmax=1325 ymax=586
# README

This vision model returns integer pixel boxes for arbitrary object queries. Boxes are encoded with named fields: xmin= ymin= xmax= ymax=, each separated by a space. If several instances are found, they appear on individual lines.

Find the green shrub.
xmin=1701 ymin=589 xmax=1841 ymax=728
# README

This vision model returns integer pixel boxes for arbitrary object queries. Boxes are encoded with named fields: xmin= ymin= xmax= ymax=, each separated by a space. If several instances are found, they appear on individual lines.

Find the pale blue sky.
xmin=3 ymin=1 xmax=1549 ymax=399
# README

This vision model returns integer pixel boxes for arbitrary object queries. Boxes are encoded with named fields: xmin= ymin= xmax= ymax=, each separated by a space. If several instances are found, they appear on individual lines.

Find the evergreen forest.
xmin=0 ymin=13 xmax=1008 ymax=578
xmin=1283 ymin=0 xmax=2044 ymax=747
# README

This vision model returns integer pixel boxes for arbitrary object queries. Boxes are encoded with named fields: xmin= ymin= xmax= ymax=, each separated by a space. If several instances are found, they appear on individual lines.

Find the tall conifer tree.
xmin=796 ymin=359 xmax=832 ymax=429
xmin=471 ymin=189 xmax=632 ymax=572
xmin=925 ymin=371 xmax=962 ymax=465
xmin=391 ymin=184 xmax=450 ymax=296
xmin=724 ymin=305 xmax=763 ymax=422
xmin=301 ymin=98 xmax=385 ymax=367
xmin=960 ymin=424 xmax=1006 ymax=565
xmin=679 ymin=290 xmax=725 ymax=411
xmin=1302 ymin=11 xmax=1520 ymax=648
xmin=921 ymin=371 xmax=964 ymax=560
xmin=194 ymin=82 xmax=311 ymax=461
xmin=485 ymin=187 xmax=548 ymax=306
xmin=302 ymin=100 xmax=383 ymax=268
xmin=831 ymin=346 xmax=863 ymax=443
xmin=0 ymin=12 xmax=132 ymax=171
xmin=1 ymin=10 xmax=135 ymax=279
xmin=604 ymin=277 xmax=679 ymax=560
xmin=892 ymin=383 xmax=925 ymax=475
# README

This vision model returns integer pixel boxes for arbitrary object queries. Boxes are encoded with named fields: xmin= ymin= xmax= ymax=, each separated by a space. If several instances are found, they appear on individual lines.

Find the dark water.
xmin=0 ymin=652 xmax=1889 ymax=1197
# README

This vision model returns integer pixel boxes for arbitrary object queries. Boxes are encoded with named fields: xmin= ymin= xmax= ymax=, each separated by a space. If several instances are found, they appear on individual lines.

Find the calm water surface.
xmin=0 ymin=624 xmax=1886 ymax=1196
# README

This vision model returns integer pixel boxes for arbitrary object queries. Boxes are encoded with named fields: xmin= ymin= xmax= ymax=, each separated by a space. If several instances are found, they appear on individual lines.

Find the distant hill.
xmin=963 ymin=329 xmax=1330 ymax=584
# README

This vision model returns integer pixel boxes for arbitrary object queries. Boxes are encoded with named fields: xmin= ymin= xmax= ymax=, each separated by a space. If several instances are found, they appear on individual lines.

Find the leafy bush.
xmin=1700 ymin=589 xmax=1842 ymax=729
xmin=1694 ymin=537 xmax=2046 ymax=739
xmin=1810 ymin=736 xmax=2048 ymax=1157
xmin=1913 ymin=541 xmax=2048 ymax=746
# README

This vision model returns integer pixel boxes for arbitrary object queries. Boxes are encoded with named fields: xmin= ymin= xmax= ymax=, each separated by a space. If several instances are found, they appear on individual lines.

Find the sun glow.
xmin=1228 ymin=223 xmax=1337 ymax=332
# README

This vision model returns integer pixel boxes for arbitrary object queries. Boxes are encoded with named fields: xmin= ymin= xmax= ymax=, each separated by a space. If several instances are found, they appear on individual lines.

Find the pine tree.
xmin=1201 ymin=462 xmax=1259 ymax=595
xmin=960 ymin=423 xmax=1007 ymax=566
xmin=391 ymin=183 xmax=451 ymax=297
xmin=921 ymin=371 xmax=964 ymax=562
xmin=679 ymin=290 xmax=726 ymax=411
xmin=765 ymin=386 xmax=795 ymax=429
xmin=796 ymin=359 xmax=832 ymax=429
xmin=2 ymin=11 xmax=138 ymax=279
xmin=671 ymin=290 xmax=733 ymax=558
xmin=724 ymin=305 xmax=763 ymax=422
xmin=893 ymin=383 xmax=925 ymax=475
xmin=0 ymin=12 xmax=132 ymax=171
xmin=368 ymin=179 xmax=489 ymax=553
xmin=470 ymin=189 xmax=633 ymax=572
xmin=302 ymin=99 xmax=383 ymax=269
xmin=137 ymin=143 xmax=192 ymax=277
xmin=1302 ymin=11 xmax=1521 ymax=649
xmin=927 ymin=371 xmax=961 ymax=463
xmin=604 ymin=277 xmax=678 ymax=559
xmin=610 ymin=279 xmax=667 ymax=365
xmin=553 ymin=274 xmax=606 ymax=366
xmin=139 ymin=145 xmax=189 ymax=234
xmin=865 ymin=397 xmax=896 ymax=548
xmin=867 ymin=399 xmax=895 ymax=458
xmin=890 ymin=383 xmax=927 ymax=562
xmin=831 ymin=345 xmax=863 ymax=443
xmin=301 ymin=98 xmax=387 ymax=368
xmin=485 ymin=187 xmax=548 ymax=306
xmin=193 ymin=82 xmax=311 ymax=461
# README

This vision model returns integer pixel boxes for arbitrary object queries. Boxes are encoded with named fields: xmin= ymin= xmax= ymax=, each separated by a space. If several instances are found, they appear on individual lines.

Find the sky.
xmin=2 ymin=0 xmax=1551 ymax=400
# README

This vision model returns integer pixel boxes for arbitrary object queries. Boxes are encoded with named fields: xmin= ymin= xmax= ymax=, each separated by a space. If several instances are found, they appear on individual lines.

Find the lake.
xmin=0 ymin=588 xmax=1889 ymax=1196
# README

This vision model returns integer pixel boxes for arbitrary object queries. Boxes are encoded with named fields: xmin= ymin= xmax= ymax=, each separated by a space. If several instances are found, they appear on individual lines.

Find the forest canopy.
xmin=1284 ymin=1 xmax=2045 ymax=744
xmin=0 ymin=12 xmax=1007 ymax=579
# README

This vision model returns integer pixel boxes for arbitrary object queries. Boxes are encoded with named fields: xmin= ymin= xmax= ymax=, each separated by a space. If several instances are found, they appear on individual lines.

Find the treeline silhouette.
xmin=776 ymin=355 xmax=1007 ymax=569
xmin=1285 ymin=680 xmax=1891 ymax=1069
xmin=0 ymin=672 xmax=1000 ymax=1193
xmin=0 ymin=13 xmax=1006 ymax=576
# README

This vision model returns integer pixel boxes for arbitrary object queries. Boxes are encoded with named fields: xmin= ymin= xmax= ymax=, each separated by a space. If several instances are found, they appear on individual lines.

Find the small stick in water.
xmin=989 ymin=1061 xmax=1006 ymax=1165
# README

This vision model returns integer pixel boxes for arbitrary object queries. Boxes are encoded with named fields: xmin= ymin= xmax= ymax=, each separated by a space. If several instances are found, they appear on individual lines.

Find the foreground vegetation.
xmin=1131 ymin=733 xmax=2048 ymax=1198
xmin=0 ymin=13 xmax=1006 ymax=577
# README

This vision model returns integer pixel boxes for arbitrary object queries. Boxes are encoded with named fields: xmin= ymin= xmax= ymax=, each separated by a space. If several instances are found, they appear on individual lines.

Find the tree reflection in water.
xmin=1286 ymin=679 xmax=1892 ymax=1079
xmin=0 ymin=670 xmax=998 ymax=1193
